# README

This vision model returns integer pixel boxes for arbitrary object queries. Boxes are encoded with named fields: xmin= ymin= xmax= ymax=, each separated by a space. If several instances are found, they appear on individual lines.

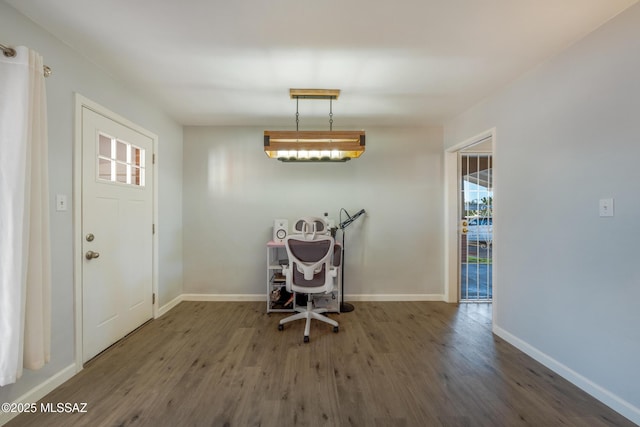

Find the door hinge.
xmin=152 ymin=223 xmax=156 ymax=234
xmin=152 ymin=293 xmax=156 ymax=304
xmin=152 ymin=153 xmax=156 ymax=164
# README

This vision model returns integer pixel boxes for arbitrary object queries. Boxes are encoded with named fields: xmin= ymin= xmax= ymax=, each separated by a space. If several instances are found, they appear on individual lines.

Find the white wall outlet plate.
xmin=599 ymin=198 xmax=614 ymax=217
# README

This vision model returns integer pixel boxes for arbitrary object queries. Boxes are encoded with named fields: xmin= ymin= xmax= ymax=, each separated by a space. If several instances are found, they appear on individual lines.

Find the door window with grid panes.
xmin=97 ymin=133 xmax=145 ymax=186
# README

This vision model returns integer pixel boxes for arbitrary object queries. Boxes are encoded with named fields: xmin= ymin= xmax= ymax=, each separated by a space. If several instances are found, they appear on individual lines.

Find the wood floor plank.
xmin=5 ymin=301 xmax=636 ymax=427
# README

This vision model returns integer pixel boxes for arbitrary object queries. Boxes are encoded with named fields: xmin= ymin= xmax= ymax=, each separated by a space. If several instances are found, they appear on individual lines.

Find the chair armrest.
xmin=281 ymin=265 xmax=292 ymax=292
xmin=328 ymin=266 xmax=338 ymax=278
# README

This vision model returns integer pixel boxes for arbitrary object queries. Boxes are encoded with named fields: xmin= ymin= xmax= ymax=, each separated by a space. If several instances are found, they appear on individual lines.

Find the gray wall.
xmin=183 ymin=126 xmax=444 ymax=299
xmin=0 ymin=0 xmax=183 ymax=404
xmin=444 ymin=4 xmax=640 ymax=422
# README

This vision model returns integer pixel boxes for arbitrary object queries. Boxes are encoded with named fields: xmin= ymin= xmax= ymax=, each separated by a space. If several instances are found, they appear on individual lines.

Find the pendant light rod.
xmin=329 ymin=98 xmax=333 ymax=131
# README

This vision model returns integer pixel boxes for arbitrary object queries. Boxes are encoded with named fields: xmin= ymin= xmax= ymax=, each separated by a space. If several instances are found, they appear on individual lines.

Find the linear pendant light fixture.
xmin=264 ymin=89 xmax=365 ymax=162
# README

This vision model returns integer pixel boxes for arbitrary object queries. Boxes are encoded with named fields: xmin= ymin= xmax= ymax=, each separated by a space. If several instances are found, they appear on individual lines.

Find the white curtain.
xmin=0 ymin=46 xmax=51 ymax=387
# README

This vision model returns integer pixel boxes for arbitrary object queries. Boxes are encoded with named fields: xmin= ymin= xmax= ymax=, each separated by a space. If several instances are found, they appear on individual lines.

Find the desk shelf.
xmin=267 ymin=242 xmax=295 ymax=312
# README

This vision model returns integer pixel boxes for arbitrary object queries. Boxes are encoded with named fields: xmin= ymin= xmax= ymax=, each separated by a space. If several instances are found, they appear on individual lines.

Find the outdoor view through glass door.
xmin=460 ymin=153 xmax=493 ymax=301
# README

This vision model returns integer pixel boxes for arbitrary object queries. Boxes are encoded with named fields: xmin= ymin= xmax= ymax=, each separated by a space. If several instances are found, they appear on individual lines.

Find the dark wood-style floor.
xmin=6 ymin=301 xmax=635 ymax=427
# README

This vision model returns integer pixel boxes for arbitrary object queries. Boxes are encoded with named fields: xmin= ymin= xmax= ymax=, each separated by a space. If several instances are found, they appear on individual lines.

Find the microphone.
xmin=353 ymin=209 xmax=365 ymax=219
xmin=339 ymin=208 xmax=365 ymax=229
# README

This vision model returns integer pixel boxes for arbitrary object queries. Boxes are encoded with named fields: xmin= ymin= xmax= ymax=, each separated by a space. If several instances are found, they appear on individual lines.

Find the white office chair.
xmin=278 ymin=217 xmax=339 ymax=342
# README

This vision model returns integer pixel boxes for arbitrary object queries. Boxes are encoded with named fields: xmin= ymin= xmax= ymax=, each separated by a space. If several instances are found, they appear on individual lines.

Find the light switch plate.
xmin=56 ymin=194 xmax=68 ymax=212
xmin=599 ymin=198 xmax=614 ymax=217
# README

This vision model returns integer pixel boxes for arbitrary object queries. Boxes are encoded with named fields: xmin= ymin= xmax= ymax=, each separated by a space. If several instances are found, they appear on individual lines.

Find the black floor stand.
xmin=340 ymin=301 xmax=355 ymax=313
xmin=340 ymin=229 xmax=355 ymax=313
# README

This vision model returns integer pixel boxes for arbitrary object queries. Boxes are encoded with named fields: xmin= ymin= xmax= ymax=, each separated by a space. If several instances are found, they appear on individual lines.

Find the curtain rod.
xmin=1 ymin=42 xmax=52 ymax=77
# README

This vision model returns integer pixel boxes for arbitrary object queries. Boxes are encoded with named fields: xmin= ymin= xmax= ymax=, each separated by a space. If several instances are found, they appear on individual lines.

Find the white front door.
xmin=81 ymin=107 xmax=154 ymax=362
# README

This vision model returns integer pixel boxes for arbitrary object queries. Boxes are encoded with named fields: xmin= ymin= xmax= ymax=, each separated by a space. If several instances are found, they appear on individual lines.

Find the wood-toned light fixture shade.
xmin=264 ymin=130 xmax=365 ymax=162
xmin=264 ymin=89 xmax=365 ymax=162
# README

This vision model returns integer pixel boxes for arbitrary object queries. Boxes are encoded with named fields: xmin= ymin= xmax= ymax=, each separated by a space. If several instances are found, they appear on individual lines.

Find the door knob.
xmin=85 ymin=250 xmax=100 ymax=260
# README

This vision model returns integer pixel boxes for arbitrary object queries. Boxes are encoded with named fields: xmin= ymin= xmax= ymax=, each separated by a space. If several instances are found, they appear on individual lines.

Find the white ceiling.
xmin=6 ymin=0 xmax=637 ymax=127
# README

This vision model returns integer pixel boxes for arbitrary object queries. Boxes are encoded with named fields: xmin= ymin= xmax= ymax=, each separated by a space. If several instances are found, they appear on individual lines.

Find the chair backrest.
xmin=292 ymin=216 xmax=329 ymax=240
xmin=285 ymin=233 xmax=335 ymax=293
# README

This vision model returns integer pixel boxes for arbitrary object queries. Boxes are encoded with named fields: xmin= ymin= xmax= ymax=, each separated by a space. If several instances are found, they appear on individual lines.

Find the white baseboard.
xmin=0 ymin=363 xmax=77 ymax=426
xmin=345 ymin=294 xmax=445 ymax=302
xmin=157 ymin=294 xmax=183 ymax=317
xmin=179 ymin=294 xmax=445 ymax=302
xmin=181 ymin=294 xmax=265 ymax=302
xmin=177 ymin=293 xmax=446 ymax=303
xmin=493 ymin=325 xmax=640 ymax=426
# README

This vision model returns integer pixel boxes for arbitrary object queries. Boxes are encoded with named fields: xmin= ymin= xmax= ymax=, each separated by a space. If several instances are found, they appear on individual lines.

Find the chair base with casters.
xmin=278 ymin=294 xmax=339 ymax=343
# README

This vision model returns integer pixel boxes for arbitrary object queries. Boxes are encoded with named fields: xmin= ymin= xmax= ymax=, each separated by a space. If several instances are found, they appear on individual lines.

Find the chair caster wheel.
xmin=304 ymin=336 xmax=309 ymax=343
xmin=278 ymin=324 xmax=284 ymax=331
xmin=333 ymin=326 xmax=339 ymax=333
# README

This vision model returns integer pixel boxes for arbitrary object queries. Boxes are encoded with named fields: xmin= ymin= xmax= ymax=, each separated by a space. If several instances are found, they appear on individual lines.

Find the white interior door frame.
xmin=443 ymin=128 xmax=496 ymax=308
xmin=73 ymin=94 xmax=159 ymax=372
